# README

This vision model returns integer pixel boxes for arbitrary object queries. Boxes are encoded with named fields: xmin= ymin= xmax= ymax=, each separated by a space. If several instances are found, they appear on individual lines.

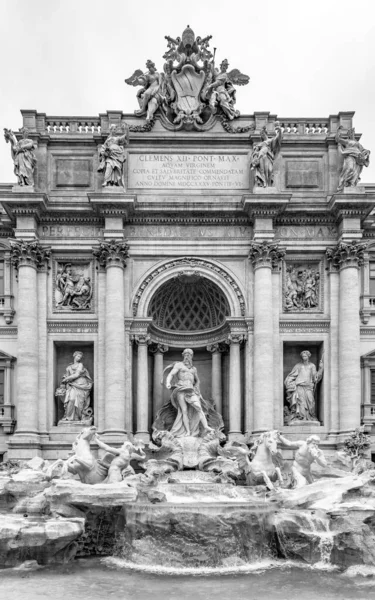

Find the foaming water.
xmin=1 ymin=557 xmax=374 ymax=600
xmin=103 ymin=555 xmax=340 ymax=576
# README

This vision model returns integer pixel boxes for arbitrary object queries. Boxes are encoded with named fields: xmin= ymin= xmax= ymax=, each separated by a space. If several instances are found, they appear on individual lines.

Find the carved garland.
xmin=132 ymin=257 xmax=246 ymax=317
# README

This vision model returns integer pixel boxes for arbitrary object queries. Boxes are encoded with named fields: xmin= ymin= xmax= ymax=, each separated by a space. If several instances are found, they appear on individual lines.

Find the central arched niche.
xmin=148 ymin=273 xmax=230 ymax=332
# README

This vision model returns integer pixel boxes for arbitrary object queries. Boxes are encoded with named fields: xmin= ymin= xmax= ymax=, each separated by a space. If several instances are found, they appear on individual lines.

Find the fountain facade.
xmin=0 ymin=25 xmax=375 ymax=573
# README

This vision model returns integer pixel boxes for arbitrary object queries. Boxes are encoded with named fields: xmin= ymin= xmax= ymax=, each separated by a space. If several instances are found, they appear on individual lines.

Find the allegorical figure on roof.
xmin=335 ymin=126 xmax=370 ymax=192
xmin=125 ymin=60 xmax=164 ymax=122
xmin=205 ymin=59 xmax=247 ymax=121
xmin=4 ymin=127 xmax=37 ymax=186
xmin=125 ymin=25 xmax=249 ymax=131
xmin=250 ymin=122 xmax=283 ymax=188
xmin=98 ymin=123 xmax=129 ymax=187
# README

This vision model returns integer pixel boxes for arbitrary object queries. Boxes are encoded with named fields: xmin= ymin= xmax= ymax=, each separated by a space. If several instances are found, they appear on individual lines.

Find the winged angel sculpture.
xmin=125 ymin=25 xmax=249 ymax=130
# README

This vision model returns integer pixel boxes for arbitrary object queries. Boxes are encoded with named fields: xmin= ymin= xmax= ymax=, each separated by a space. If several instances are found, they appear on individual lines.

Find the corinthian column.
xmin=150 ymin=344 xmax=168 ymax=419
xmin=227 ymin=333 xmax=246 ymax=440
xmin=327 ymin=240 xmax=366 ymax=432
xmin=93 ymin=240 xmax=129 ymax=439
xmin=133 ymin=334 xmax=151 ymax=442
xmin=10 ymin=240 xmax=50 ymax=435
xmin=249 ymin=241 xmax=285 ymax=433
xmin=207 ymin=343 xmax=225 ymax=415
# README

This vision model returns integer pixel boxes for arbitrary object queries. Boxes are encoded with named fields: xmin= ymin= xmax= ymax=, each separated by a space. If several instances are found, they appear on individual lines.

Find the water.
xmin=300 ymin=511 xmax=334 ymax=566
xmin=2 ymin=557 xmax=375 ymax=600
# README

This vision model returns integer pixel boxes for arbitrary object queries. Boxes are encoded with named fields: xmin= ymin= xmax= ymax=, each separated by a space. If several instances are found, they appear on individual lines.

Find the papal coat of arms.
xmin=125 ymin=25 xmax=249 ymax=131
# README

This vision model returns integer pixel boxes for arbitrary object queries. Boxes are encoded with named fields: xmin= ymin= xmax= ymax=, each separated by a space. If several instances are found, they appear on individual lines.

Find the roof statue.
xmin=125 ymin=25 xmax=249 ymax=131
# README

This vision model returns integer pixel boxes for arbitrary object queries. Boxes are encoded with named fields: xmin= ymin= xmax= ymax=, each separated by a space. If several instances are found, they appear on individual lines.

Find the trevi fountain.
xmin=0 ymin=24 xmax=375 ymax=600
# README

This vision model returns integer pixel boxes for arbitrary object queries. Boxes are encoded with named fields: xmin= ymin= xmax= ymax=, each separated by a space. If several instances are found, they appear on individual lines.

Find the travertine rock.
xmin=0 ymin=515 xmax=84 ymax=567
xmin=45 ymin=479 xmax=137 ymax=509
xmin=330 ymin=513 xmax=375 ymax=568
xmin=278 ymin=474 xmax=366 ymax=511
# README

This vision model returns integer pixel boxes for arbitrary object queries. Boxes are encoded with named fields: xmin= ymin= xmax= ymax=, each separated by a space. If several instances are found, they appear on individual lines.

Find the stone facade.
xmin=0 ymin=105 xmax=375 ymax=460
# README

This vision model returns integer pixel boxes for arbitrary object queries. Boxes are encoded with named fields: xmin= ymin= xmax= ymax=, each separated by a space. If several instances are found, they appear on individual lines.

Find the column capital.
xmin=10 ymin=239 xmax=51 ymax=270
xmin=326 ymin=240 xmax=367 ymax=271
xmin=92 ymin=239 xmax=129 ymax=268
xmin=206 ymin=342 xmax=227 ymax=354
xmin=249 ymin=240 xmax=285 ymax=270
xmin=149 ymin=343 xmax=169 ymax=354
xmin=132 ymin=333 xmax=151 ymax=345
xmin=227 ymin=333 xmax=247 ymax=345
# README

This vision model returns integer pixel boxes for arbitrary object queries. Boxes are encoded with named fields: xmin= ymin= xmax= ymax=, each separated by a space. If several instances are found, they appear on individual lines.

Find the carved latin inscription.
xmin=128 ymin=153 xmax=250 ymax=190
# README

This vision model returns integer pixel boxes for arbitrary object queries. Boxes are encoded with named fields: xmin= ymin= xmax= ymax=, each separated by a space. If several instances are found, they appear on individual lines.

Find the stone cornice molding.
xmin=326 ymin=240 xmax=367 ymax=271
xmin=88 ymin=193 xmax=135 ymax=220
xmin=249 ymin=240 xmax=286 ymax=270
xmin=128 ymin=215 xmax=250 ymax=226
xmin=92 ymin=239 xmax=129 ymax=268
xmin=10 ymin=239 xmax=51 ymax=270
xmin=328 ymin=195 xmax=375 ymax=224
xmin=242 ymin=194 xmax=291 ymax=222
xmin=0 ymin=193 xmax=48 ymax=224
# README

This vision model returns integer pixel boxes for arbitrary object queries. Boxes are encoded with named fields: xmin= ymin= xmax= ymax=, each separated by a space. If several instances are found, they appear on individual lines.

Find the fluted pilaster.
xmin=327 ymin=240 xmax=366 ymax=432
xmin=249 ymin=241 xmax=285 ymax=433
xmin=10 ymin=240 xmax=50 ymax=435
xmin=93 ymin=240 xmax=129 ymax=437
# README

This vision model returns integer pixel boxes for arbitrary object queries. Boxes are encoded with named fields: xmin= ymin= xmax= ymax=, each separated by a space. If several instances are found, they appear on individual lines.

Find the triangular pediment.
xmin=0 ymin=350 xmax=15 ymax=362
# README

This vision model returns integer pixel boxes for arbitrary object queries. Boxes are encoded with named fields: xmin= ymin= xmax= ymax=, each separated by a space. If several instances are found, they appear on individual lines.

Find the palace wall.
xmin=0 ymin=109 xmax=375 ymax=460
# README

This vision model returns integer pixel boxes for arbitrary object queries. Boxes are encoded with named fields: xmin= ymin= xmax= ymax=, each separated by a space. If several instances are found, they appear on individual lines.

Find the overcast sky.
xmin=1 ymin=0 xmax=375 ymax=183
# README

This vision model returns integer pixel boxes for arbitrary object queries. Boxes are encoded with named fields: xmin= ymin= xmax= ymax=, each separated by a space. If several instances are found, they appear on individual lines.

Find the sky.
xmin=1 ymin=0 xmax=375 ymax=182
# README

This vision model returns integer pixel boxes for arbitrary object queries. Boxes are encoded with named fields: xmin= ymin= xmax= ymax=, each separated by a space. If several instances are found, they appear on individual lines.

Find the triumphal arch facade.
xmin=1 ymin=26 xmax=375 ymax=460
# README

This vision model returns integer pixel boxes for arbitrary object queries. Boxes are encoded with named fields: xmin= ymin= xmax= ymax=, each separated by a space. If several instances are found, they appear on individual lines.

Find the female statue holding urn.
xmin=56 ymin=351 xmax=93 ymax=423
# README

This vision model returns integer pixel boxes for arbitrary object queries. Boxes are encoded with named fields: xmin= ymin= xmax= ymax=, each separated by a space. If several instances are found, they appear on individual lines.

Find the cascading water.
xmin=113 ymin=482 xmax=280 ymax=569
xmin=301 ymin=512 xmax=334 ymax=567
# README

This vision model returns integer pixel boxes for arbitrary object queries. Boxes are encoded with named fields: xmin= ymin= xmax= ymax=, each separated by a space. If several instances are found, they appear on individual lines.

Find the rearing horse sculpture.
xmin=47 ymin=426 xmax=109 ymax=484
xmin=247 ymin=430 xmax=284 ymax=490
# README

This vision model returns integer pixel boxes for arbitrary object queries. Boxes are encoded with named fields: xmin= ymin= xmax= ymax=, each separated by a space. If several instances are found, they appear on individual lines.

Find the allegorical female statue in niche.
xmin=97 ymin=123 xmax=129 ymax=187
xmin=4 ymin=127 xmax=37 ymax=186
xmin=336 ymin=126 xmax=370 ymax=192
xmin=250 ymin=122 xmax=282 ymax=188
xmin=55 ymin=351 xmax=93 ymax=424
xmin=284 ymin=350 xmax=323 ymax=423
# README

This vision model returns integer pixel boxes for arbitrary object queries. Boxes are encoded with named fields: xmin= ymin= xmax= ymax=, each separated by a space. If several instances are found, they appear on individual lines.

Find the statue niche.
xmin=283 ymin=344 xmax=324 ymax=425
xmin=55 ymin=347 xmax=94 ymax=426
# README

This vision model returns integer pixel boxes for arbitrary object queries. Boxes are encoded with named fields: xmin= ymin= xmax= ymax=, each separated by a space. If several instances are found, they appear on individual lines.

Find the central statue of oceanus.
xmin=152 ymin=348 xmax=223 ymax=438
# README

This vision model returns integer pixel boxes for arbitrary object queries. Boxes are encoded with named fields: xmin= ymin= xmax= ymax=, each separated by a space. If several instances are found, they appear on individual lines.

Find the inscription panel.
xmin=56 ymin=159 xmax=92 ymax=187
xmin=125 ymin=225 xmax=252 ymax=238
xmin=40 ymin=225 xmax=102 ymax=238
xmin=285 ymin=160 xmax=321 ymax=188
xmin=128 ymin=153 xmax=250 ymax=190
xmin=276 ymin=225 xmax=337 ymax=239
